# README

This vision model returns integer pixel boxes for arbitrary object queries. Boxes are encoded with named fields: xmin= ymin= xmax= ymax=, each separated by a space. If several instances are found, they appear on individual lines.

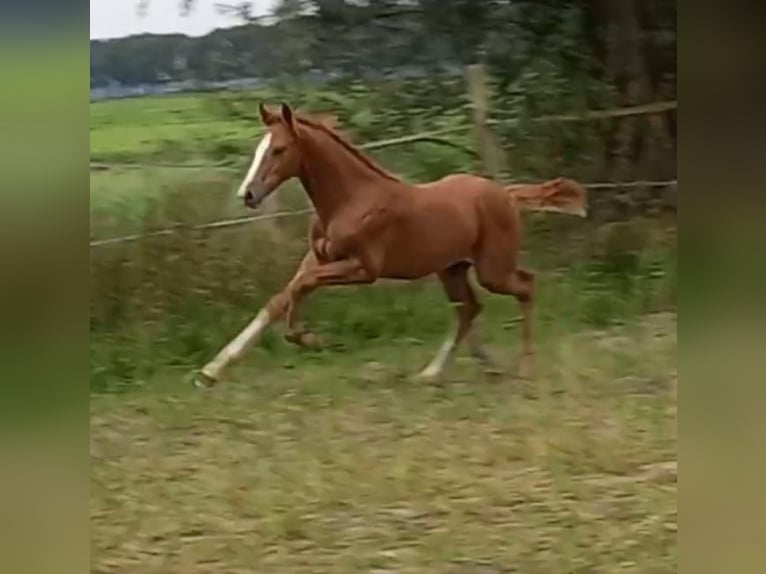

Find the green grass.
xmin=89 ymin=93 xmax=677 ymax=393
xmin=89 ymin=89 xmax=475 ymax=232
xmin=89 ymin=86 xmax=474 ymax=167
xmin=90 ymin=94 xmax=257 ymax=164
xmin=90 ymin=312 xmax=676 ymax=573
xmin=88 ymin=88 xmax=472 ymax=167
xmin=89 ymin=234 xmax=677 ymax=392
xmin=89 ymin=87 xmax=676 ymax=572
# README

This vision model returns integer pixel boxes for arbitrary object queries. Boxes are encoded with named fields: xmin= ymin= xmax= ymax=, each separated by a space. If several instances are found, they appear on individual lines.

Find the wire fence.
xmin=90 ymin=100 xmax=677 ymax=248
xmin=89 ymin=179 xmax=677 ymax=248
xmin=89 ymin=209 xmax=316 ymax=247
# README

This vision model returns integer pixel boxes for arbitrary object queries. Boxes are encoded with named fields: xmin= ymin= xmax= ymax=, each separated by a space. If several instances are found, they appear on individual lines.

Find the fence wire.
xmin=91 ymin=101 xmax=677 ymax=248
xmin=90 ymin=179 xmax=676 ymax=248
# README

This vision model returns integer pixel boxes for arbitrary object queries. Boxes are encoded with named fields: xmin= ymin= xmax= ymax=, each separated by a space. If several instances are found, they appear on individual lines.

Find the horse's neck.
xmin=299 ymin=127 xmax=394 ymax=221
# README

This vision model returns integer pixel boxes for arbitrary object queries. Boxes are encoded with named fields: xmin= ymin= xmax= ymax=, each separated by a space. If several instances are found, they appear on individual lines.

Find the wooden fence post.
xmin=465 ymin=63 xmax=506 ymax=179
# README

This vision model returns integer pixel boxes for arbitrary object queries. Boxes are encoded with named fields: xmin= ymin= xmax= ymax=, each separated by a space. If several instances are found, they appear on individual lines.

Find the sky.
xmin=90 ymin=0 xmax=276 ymax=40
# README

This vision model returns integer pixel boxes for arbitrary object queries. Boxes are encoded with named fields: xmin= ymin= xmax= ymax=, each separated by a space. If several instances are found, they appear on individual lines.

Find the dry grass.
xmin=90 ymin=313 xmax=676 ymax=573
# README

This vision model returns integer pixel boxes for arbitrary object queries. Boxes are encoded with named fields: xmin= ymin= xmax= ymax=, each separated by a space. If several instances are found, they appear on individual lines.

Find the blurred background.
xmin=90 ymin=2 xmax=677 ymax=572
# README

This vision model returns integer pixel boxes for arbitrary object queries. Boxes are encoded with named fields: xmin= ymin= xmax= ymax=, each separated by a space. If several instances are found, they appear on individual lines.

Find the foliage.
xmin=95 ymin=0 xmax=676 ymax=103
xmin=94 ymin=0 xmax=676 ymax=187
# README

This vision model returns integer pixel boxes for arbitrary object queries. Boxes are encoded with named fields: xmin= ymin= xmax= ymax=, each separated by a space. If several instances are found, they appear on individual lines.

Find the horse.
xmin=195 ymin=102 xmax=587 ymax=386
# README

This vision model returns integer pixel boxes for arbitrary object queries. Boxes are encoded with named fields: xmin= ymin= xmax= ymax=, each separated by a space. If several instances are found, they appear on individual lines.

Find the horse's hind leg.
xmin=451 ymin=265 xmax=503 ymax=374
xmin=416 ymin=262 xmax=496 ymax=381
xmin=476 ymin=263 xmax=536 ymax=379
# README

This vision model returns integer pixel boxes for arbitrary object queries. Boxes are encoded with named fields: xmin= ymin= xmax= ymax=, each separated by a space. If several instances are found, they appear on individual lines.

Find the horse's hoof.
xmin=482 ymin=365 xmax=505 ymax=378
xmin=285 ymin=330 xmax=322 ymax=348
xmin=516 ymin=363 xmax=537 ymax=381
xmin=412 ymin=369 xmax=442 ymax=384
xmin=514 ymin=352 xmax=537 ymax=380
xmin=191 ymin=369 xmax=217 ymax=389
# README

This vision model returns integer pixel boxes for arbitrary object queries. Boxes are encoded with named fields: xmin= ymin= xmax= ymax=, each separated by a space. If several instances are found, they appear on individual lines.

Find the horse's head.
xmin=236 ymin=102 xmax=300 ymax=209
xmin=237 ymin=102 xmax=339 ymax=210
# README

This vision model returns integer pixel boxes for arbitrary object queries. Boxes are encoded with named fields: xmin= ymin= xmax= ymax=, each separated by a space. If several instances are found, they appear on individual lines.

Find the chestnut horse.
xmin=196 ymin=103 xmax=586 ymax=386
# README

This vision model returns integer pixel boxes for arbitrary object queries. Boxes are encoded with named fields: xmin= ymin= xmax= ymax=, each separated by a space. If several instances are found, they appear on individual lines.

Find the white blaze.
xmin=236 ymin=133 xmax=272 ymax=198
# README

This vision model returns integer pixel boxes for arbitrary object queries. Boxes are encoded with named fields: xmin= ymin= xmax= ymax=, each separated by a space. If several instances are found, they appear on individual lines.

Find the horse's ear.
xmin=280 ymin=102 xmax=295 ymax=132
xmin=259 ymin=102 xmax=277 ymax=125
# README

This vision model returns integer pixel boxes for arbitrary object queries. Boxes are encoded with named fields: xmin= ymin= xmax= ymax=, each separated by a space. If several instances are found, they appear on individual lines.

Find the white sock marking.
xmin=420 ymin=328 xmax=458 ymax=378
xmin=201 ymin=308 xmax=271 ymax=380
xmin=227 ymin=308 xmax=271 ymax=358
xmin=236 ymin=133 xmax=272 ymax=198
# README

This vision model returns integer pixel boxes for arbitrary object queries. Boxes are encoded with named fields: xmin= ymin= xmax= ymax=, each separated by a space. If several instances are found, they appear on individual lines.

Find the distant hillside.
xmin=90 ymin=15 xmax=458 ymax=90
xmin=91 ymin=25 xmax=274 ymax=88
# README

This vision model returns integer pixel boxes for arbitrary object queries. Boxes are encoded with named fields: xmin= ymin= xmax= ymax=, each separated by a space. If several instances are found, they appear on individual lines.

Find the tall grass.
xmin=90 ymin=175 xmax=676 ymax=392
xmin=89 ymin=88 xmax=676 ymax=392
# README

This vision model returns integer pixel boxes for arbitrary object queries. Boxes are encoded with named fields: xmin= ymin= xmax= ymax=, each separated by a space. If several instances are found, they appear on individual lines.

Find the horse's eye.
xmin=272 ymin=146 xmax=285 ymax=156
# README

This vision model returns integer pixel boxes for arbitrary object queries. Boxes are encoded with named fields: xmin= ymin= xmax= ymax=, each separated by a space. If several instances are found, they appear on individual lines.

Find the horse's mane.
xmin=294 ymin=113 xmax=404 ymax=184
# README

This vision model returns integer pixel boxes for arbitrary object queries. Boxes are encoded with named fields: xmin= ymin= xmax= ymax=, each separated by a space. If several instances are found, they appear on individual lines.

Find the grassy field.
xmin=90 ymin=92 xmax=260 ymax=232
xmin=90 ymin=93 xmax=255 ymax=164
xmin=89 ymin=87 xmax=471 ymax=166
xmin=91 ymin=312 xmax=676 ymax=573
xmin=90 ymin=90 xmax=677 ymax=384
xmin=89 ymin=89 xmax=473 ymax=236
xmin=90 ymin=88 xmax=676 ymax=572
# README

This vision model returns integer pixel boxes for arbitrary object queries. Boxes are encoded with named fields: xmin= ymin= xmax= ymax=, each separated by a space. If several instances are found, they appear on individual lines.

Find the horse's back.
xmin=415 ymin=173 xmax=516 ymax=220
xmin=416 ymin=173 xmax=492 ymax=195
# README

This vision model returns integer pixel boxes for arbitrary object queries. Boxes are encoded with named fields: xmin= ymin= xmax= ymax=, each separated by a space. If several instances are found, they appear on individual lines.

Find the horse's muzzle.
xmin=243 ymin=186 xmax=266 ymax=210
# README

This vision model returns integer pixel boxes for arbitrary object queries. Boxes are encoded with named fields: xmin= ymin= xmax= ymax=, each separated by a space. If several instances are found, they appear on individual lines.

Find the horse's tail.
xmin=506 ymin=177 xmax=588 ymax=217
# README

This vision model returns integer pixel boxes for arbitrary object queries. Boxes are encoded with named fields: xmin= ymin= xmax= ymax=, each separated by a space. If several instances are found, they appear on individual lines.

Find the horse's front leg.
xmin=284 ymin=257 xmax=376 ymax=342
xmin=196 ymin=250 xmax=319 ymax=385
